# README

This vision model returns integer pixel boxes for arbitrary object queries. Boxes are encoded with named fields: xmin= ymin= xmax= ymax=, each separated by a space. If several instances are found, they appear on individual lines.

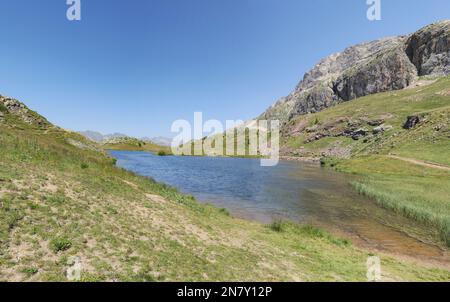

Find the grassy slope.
xmin=103 ymin=138 xmax=172 ymax=155
xmin=283 ymin=77 xmax=450 ymax=245
xmin=0 ymin=103 xmax=448 ymax=281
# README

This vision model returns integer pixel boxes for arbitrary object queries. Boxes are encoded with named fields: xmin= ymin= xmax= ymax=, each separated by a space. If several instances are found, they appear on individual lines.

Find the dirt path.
xmin=388 ymin=155 xmax=450 ymax=171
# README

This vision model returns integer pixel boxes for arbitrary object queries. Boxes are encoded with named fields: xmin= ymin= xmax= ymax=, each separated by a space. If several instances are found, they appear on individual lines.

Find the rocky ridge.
xmin=261 ymin=21 xmax=450 ymax=124
xmin=0 ymin=96 xmax=51 ymax=128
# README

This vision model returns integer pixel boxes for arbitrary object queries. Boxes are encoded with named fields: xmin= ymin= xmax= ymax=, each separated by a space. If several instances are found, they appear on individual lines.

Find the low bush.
xmin=50 ymin=237 xmax=72 ymax=253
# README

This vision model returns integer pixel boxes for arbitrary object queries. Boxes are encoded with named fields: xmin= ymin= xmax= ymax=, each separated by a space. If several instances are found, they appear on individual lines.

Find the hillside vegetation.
xmin=281 ymin=77 xmax=450 ymax=246
xmin=102 ymin=136 xmax=172 ymax=156
xmin=256 ymin=20 xmax=450 ymax=248
xmin=0 ymin=96 xmax=448 ymax=281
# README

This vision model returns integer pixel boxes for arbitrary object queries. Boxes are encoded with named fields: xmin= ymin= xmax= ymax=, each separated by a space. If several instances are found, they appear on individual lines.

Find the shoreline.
xmin=280 ymin=155 xmax=321 ymax=164
xmin=110 ymin=150 xmax=449 ymax=270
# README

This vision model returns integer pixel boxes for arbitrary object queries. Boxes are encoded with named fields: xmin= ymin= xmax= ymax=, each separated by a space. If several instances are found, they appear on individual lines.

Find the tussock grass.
xmin=50 ymin=238 xmax=72 ymax=253
xmin=268 ymin=220 xmax=285 ymax=232
xmin=352 ymin=179 xmax=450 ymax=246
xmin=338 ymin=155 xmax=450 ymax=246
xmin=268 ymin=221 xmax=351 ymax=247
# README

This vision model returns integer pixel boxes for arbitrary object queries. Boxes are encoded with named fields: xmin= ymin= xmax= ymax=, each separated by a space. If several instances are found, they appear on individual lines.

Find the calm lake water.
xmin=110 ymin=150 xmax=449 ymax=265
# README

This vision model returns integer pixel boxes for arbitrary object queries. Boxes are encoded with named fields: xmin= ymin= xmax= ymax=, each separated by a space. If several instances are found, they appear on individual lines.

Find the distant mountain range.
xmin=146 ymin=136 xmax=173 ymax=147
xmin=77 ymin=131 xmax=128 ymax=143
xmin=78 ymin=130 xmax=172 ymax=146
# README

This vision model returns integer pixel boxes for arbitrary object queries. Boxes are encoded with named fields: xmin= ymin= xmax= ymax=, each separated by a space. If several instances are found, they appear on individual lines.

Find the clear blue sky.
xmin=0 ymin=0 xmax=449 ymax=138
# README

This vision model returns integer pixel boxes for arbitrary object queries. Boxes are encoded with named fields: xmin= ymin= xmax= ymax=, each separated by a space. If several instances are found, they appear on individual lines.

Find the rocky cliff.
xmin=261 ymin=20 xmax=450 ymax=123
xmin=406 ymin=20 xmax=450 ymax=76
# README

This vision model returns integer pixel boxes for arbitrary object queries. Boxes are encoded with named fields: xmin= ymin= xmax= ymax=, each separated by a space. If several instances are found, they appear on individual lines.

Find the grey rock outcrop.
xmin=332 ymin=47 xmax=416 ymax=102
xmin=260 ymin=21 xmax=450 ymax=124
xmin=373 ymin=124 xmax=393 ymax=134
xmin=0 ymin=95 xmax=50 ymax=127
xmin=404 ymin=115 xmax=423 ymax=130
xmin=405 ymin=20 xmax=450 ymax=76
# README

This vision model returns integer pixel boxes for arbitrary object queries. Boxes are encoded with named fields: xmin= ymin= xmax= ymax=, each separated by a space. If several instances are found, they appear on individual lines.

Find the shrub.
xmin=298 ymin=224 xmax=351 ymax=246
xmin=268 ymin=220 xmax=286 ymax=232
xmin=80 ymin=163 xmax=89 ymax=169
xmin=320 ymin=156 xmax=340 ymax=168
xmin=50 ymin=237 xmax=72 ymax=253
xmin=218 ymin=208 xmax=230 ymax=216
xmin=21 ymin=267 xmax=38 ymax=277
xmin=157 ymin=150 xmax=167 ymax=156
xmin=0 ymin=103 xmax=8 ymax=113
xmin=299 ymin=224 xmax=327 ymax=238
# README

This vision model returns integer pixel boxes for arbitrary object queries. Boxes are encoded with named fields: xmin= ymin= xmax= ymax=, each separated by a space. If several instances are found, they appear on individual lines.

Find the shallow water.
xmin=110 ymin=151 xmax=449 ymax=266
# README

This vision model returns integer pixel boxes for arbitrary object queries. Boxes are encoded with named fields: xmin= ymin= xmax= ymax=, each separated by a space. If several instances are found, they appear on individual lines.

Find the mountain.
xmin=77 ymin=130 xmax=105 ymax=143
xmin=77 ymin=131 xmax=172 ymax=154
xmin=146 ymin=136 xmax=172 ymax=147
xmin=231 ymin=21 xmax=450 ymax=247
xmin=0 ymin=96 xmax=52 ymax=128
xmin=79 ymin=131 xmax=172 ymax=148
xmin=102 ymin=136 xmax=172 ymax=155
xmin=261 ymin=20 xmax=450 ymax=124
xmin=4 ymin=96 xmax=445 ymax=281
xmin=1 ymin=20 xmax=450 ymax=281
xmin=78 ymin=131 xmax=128 ymax=143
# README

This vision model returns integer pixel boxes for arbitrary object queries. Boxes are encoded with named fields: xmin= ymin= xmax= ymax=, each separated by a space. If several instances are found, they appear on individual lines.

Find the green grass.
xmin=336 ymin=156 xmax=450 ymax=246
xmin=104 ymin=138 xmax=172 ymax=155
xmin=267 ymin=221 xmax=351 ymax=247
xmin=21 ymin=267 xmax=38 ymax=277
xmin=283 ymin=77 xmax=450 ymax=158
xmin=268 ymin=220 xmax=285 ymax=232
xmin=157 ymin=150 xmax=168 ymax=156
xmin=1 ymin=97 xmax=448 ymax=281
xmin=50 ymin=238 xmax=73 ymax=253
xmin=282 ymin=77 xmax=450 ymax=247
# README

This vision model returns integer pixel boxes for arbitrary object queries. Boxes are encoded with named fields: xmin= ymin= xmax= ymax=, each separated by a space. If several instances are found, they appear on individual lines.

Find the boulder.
xmin=367 ymin=119 xmax=385 ymax=127
xmin=350 ymin=128 xmax=369 ymax=140
xmin=373 ymin=124 xmax=393 ymax=134
xmin=403 ymin=116 xmax=422 ymax=129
